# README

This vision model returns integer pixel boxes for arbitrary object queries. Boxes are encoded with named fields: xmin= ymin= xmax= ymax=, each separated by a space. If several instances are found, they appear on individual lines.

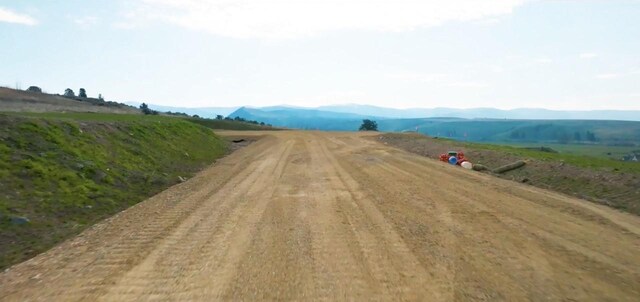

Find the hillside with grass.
xmin=186 ymin=117 xmax=279 ymax=131
xmin=0 ymin=113 xmax=228 ymax=269
xmin=380 ymin=133 xmax=640 ymax=215
xmin=0 ymin=87 xmax=138 ymax=114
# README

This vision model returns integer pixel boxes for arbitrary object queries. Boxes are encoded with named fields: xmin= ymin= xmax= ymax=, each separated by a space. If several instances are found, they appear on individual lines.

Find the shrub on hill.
xmin=26 ymin=86 xmax=42 ymax=93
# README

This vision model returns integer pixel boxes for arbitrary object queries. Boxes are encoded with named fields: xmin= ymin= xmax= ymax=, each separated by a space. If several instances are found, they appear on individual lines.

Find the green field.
xmin=2 ymin=112 xmax=280 ymax=130
xmin=185 ymin=117 xmax=279 ymax=131
xmin=382 ymin=133 xmax=640 ymax=215
xmin=455 ymin=140 xmax=640 ymax=174
xmin=495 ymin=142 xmax=639 ymax=161
xmin=0 ymin=112 xmax=229 ymax=268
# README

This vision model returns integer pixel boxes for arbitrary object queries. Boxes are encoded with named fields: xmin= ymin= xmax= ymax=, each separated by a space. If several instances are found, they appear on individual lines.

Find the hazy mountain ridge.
xmin=133 ymin=102 xmax=639 ymax=121
xmin=316 ymin=104 xmax=640 ymax=121
xmin=229 ymin=106 xmax=640 ymax=145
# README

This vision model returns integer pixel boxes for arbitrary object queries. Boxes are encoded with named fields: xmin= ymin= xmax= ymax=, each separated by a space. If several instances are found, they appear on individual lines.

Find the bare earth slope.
xmin=1 ymin=131 xmax=639 ymax=301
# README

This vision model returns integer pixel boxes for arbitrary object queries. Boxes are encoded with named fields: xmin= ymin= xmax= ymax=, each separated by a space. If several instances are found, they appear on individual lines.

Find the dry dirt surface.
xmin=1 ymin=131 xmax=639 ymax=301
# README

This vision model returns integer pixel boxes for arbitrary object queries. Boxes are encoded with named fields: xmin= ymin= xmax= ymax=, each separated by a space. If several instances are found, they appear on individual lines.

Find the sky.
xmin=1 ymin=0 xmax=639 ymax=110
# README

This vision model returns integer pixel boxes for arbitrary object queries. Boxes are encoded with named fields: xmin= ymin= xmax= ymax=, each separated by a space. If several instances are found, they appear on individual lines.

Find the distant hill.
xmin=378 ymin=118 xmax=640 ymax=145
xmin=316 ymin=104 xmax=640 ymax=121
xmin=229 ymin=106 xmax=640 ymax=145
xmin=228 ymin=107 xmax=382 ymax=130
xmin=126 ymin=103 xmax=238 ymax=119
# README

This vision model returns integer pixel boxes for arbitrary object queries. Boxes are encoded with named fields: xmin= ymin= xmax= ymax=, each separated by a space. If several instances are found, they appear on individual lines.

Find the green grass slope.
xmin=186 ymin=117 xmax=279 ymax=130
xmin=0 ymin=113 xmax=228 ymax=269
xmin=381 ymin=133 xmax=640 ymax=215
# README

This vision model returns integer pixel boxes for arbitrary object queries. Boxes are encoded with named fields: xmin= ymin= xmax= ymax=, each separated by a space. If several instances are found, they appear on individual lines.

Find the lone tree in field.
xmin=359 ymin=119 xmax=378 ymax=131
xmin=140 ymin=102 xmax=153 ymax=115
xmin=215 ymin=115 xmax=224 ymax=120
xmin=63 ymin=88 xmax=75 ymax=97
xmin=78 ymin=88 xmax=87 ymax=98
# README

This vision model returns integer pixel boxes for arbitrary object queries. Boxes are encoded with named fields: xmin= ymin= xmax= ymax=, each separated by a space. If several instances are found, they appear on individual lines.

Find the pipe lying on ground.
xmin=492 ymin=160 xmax=526 ymax=174
xmin=472 ymin=164 xmax=488 ymax=171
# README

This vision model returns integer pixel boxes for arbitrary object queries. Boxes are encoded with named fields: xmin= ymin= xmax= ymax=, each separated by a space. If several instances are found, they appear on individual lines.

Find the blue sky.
xmin=1 ymin=0 xmax=639 ymax=110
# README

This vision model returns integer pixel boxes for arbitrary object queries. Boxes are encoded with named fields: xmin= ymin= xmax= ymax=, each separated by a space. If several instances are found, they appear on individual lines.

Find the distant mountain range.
xmin=124 ymin=103 xmax=640 ymax=144
xmin=227 ymin=106 xmax=640 ymax=144
xmin=136 ymin=103 xmax=640 ymax=121
xmin=302 ymin=104 xmax=640 ymax=121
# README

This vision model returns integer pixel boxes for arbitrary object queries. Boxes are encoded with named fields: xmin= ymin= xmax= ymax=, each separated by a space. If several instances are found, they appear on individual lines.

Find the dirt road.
xmin=1 ymin=131 xmax=639 ymax=301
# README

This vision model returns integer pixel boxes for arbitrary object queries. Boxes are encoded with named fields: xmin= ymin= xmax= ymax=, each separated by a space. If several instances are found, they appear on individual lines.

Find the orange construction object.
xmin=439 ymin=150 xmax=466 ymax=165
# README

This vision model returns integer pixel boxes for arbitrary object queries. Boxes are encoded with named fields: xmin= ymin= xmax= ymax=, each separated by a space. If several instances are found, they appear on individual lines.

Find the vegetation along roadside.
xmin=379 ymin=133 xmax=640 ymax=216
xmin=0 ymin=112 xmax=230 ymax=269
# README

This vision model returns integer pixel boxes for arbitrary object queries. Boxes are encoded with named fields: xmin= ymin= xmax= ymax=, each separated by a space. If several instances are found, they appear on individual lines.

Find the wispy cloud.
xmin=0 ymin=7 xmax=37 ymax=25
xmin=122 ymin=0 xmax=530 ymax=38
xmin=387 ymin=72 xmax=448 ymax=83
xmin=579 ymin=52 xmax=597 ymax=59
xmin=446 ymin=81 xmax=489 ymax=88
xmin=595 ymin=73 xmax=620 ymax=79
xmin=596 ymin=69 xmax=640 ymax=80
xmin=387 ymin=72 xmax=488 ymax=88
xmin=74 ymin=16 xmax=98 ymax=27
xmin=535 ymin=57 xmax=552 ymax=64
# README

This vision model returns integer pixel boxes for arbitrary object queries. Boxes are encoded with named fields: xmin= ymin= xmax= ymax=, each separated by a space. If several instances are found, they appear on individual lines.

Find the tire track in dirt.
xmin=101 ymin=138 xmax=295 ymax=300
xmin=337 ymin=134 xmax=640 ymax=300
xmin=314 ymin=134 xmax=452 ymax=300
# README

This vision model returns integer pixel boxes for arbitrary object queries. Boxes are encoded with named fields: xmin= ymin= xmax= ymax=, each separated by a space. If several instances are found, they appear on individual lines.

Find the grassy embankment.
xmin=186 ymin=117 xmax=279 ymax=131
xmin=463 ymin=141 xmax=640 ymax=174
xmin=381 ymin=133 xmax=640 ymax=215
xmin=495 ymin=142 xmax=638 ymax=161
xmin=0 ymin=112 xmax=228 ymax=269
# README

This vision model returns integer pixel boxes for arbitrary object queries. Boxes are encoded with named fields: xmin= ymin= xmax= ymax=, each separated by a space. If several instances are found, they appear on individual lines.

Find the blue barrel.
xmin=448 ymin=156 xmax=458 ymax=165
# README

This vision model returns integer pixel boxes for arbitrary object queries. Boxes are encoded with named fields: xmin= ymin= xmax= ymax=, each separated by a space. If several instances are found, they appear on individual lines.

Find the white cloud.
xmin=446 ymin=81 xmax=488 ymax=88
xmin=124 ymin=0 xmax=530 ymax=38
xmin=579 ymin=53 xmax=597 ymax=59
xmin=74 ymin=16 xmax=98 ymax=27
xmin=0 ymin=7 xmax=37 ymax=25
xmin=387 ymin=72 xmax=448 ymax=83
xmin=535 ymin=57 xmax=552 ymax=64
xmin=595 ymin=69 xmax=640 ymax=80
xmin=595 ymin=73 xmax=620 ymax=79
xmin=387 ymin=72 xmax=487 ymax=88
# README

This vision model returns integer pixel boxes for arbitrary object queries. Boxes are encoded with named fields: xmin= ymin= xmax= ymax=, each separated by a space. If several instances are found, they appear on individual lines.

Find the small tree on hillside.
xmin=215 ymin=115 xmax=224 ymax=120
xmin=359 ymin=119 xmax=378 ymax=131
xmin=140 ymin=102 xmax=152 ymax=115
xmin=78 ymin=88 xmax=87 ymax=98
xmin=26 ymin=86 xmax=42 ymax=93
xmin=63 ymin=88 xmax=75 ymax=97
